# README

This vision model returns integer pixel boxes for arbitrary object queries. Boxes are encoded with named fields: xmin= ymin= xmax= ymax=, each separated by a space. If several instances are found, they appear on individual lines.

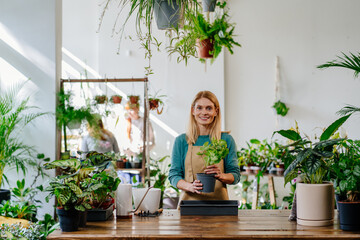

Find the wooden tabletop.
xmin=47 ymin=210 xmax=360 ymax=240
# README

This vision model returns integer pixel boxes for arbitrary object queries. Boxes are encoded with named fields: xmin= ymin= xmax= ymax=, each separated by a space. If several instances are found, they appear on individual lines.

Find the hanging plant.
xmin=272 ymin=100 xmax=289 ymax=117
xmin=149 ymin=91 xmax=166 ymax=114
xmin=110 ymin=95 xmax=122 ymax=104
xmin=95 ymin=95 xmax=108 ymax=104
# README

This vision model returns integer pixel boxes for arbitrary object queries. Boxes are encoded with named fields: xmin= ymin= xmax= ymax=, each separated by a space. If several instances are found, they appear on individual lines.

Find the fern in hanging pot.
xmin=168 ymin=2 xmax=241 ymax=64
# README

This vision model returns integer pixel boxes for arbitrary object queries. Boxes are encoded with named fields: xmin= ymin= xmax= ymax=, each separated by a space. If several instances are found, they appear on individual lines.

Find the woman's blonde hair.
xmin=186 ymin=91 xmax=221 ymax=144
xmin=88 ymin=118 xmax=112 ymax=141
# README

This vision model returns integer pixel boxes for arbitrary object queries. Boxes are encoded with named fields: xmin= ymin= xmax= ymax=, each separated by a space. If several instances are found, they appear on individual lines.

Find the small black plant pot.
xmin=78 ymin=210 xmax=87 ymax=227
xmin=0 ymin=189 xmax=10 ymax=204
xmin=56 ymin=208 xmax=80 ymax=232
xmin=196 ymin=173 xmax=216 ymax=193
xmin=338 ymin=201 xmax=360 ymax=231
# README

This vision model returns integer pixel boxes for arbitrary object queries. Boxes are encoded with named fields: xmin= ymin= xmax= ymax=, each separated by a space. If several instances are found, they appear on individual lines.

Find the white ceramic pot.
xmin=132 ymin=188 xmax=161 ymax=213
xmin=296 ymin=182 xmax=334 ymax=226
xmin=116 ymin=184 xmax=132 ymax=217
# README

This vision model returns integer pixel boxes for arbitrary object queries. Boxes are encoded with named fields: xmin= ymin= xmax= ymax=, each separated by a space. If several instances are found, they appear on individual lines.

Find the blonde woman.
xmin=81 ymin=118 xmax=120 ymax=155
xmin=169 ymin=91 xmax=240 ymax=201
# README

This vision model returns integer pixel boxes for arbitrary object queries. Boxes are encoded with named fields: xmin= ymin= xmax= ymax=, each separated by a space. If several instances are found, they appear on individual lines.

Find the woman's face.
xmin=127 ymin=107 xmax=139 ymax=120
xmin=192 ymin=97 xmax=218 ymax=126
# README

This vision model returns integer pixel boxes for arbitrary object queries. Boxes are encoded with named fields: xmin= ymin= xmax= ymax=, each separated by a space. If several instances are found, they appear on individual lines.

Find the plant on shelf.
xmin=0 ymin=82 xmax=49 ymax=198
xmin=273 ymin=116 xmax=350 ymax=226
xmin=237 ymin=139 xmax=284 ymax=176
xmin=56 ymin=89 xmax=97 ymax=154
xmin=168 ymin=2 xmax=241 ymax=64
xmin=330 ymin=139 xmax=360 ymax=231
xmin=149 ymin=91 xmax=166 ymax=114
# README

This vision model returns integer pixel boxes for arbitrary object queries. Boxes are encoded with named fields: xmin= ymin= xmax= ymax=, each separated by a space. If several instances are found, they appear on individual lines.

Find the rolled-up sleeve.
xmin=224 ymin=134 xmax=241 ymax=184
xmin=168 ymin=135 xmax=185 ymax=188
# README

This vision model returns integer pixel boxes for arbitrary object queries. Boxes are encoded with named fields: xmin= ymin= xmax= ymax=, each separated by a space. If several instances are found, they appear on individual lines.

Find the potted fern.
xmin=197 ymin=138 xmax=229 ymax=192
xmin=168 ymin=2 xmax=241 ymax=64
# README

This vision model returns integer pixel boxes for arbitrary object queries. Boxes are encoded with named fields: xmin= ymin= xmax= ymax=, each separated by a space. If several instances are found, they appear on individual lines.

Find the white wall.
xmin=0 ymin=0 xmax=59 ymax=217
xmin=62 ymin=0 xmax=225 ymax=160
xmin=226 ymin=0 xmax=360 ymax=146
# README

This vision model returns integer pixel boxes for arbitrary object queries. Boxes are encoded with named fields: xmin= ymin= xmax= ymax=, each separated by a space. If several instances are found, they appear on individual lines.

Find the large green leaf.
xmin=320 ymin=115 xmax=351 ymax=141
xmin=284 ymin=148 xmax=312 ymax=177
xmin=273 ymin=130 xmax=302 ymax=141
xmin=305 ymin=155 xmax=321 ymax=175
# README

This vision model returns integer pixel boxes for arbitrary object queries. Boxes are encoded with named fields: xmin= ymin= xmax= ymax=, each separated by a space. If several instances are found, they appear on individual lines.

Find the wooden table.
xmin=47 ymin=210 xmax=360 ymax=240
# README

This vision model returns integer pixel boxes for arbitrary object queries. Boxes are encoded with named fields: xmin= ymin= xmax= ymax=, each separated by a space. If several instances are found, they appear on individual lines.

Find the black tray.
xmin=180 ymin=200 xmax=238 ymax=216
xmin=87 ymin=204 xmax=114 ymax=221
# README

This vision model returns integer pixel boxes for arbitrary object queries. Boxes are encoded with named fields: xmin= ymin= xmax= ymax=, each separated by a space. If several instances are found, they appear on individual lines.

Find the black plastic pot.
xmin=0 ymin=189 xmax=10 ymax=204
xmin=338 ymin=201 xmax=360 ymax=231
xmin=154 ymin=0 xmax=181 ymax=30
xmin=196 ymin=173 xmax=216 ymax=193
xmin=78 ymin=210 xmax=87 ymax=227
xmin=56 ymin=208 xmax=80 ymax=232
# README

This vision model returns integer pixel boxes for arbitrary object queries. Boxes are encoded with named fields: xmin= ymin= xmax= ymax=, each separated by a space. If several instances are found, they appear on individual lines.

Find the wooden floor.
xmin=47 ymin=210 xmax=360 ymax=240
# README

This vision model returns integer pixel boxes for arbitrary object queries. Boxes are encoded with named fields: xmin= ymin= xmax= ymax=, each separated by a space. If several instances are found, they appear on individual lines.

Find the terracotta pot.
xmin=95 ymin=95 xmax=107 ymax=104
xmin=111 ymin=96 xmax=122 ymax=104
xmin=296 ymin=182 xmax=334 ymax=226
xmin=149 ymin=99 xmax=159 ymax=110
xmin=116 ymin=160 xmax=125 ymax=168
xmin=129 ymin=96 xmax=139 ymax=104
xmin=197 ymin=38 xmax=214 ymax=59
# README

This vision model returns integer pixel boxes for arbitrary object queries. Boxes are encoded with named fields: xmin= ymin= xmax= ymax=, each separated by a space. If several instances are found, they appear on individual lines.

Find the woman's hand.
xmin=204 ymin=164 xmax=221 ymax=177
xmin=204 ymin=164 xmax=235 ymax=184
xmin=190 ymin=180 xmax=203 ymax=194
xmin=176 ymin=179 xmax=202 ymax=194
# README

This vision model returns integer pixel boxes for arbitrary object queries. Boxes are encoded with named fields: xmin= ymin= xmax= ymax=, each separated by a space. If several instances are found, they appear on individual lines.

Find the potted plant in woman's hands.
xmin=197 ymin=138 xmax=229 ymax=192
xmin=331 ymin=139 xmax=360 ymax=231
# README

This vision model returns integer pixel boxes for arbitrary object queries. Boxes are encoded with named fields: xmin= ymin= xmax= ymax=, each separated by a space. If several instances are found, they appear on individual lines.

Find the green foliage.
xmin=56 ymin=89 xmax=97 ymax=152
xmin=272 ymin=100 xmax=289 ymax=117
xmin=0 ymin=200 xmax=37 ymax=222
xmin=317 ymin=52 xmax=360 ymax=117
xmin=274 ymin=117 xmax=348 ymax=185
xmin=168 ymin=2 xmax=240 ymax=64
xmin=331 ymin=139 xmax=360 ymax=202
xmin=147 ymin=155 xmax=179 ymax=207
xmin=317 ymin=52 xmax=360 ymax=78
xmin=197 ymin=138 xmax=229 ymax=166
xmin=237 ymin=139 xmax=283 ymax=168
xmin=0 ymin=82 xmax=49 ymax=187
xmin=83 ymin=171 xmax=120 ymax=209
xmin=44 ymin=152 xmax=119 ymax=210
xmin=282 ymin=182 xmax=296 ymax=209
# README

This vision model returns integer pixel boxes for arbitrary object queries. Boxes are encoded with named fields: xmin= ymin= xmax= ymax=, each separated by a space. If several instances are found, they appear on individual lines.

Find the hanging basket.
xmin=197 ymin=38 xmax=214 ymax=59
xmin=202 ymin=0 xmax=217 ymax=12
xmin=149 ymin=99 xmax=164 ymax=114
xmin=111 ymin=95 xmax=123 ymax=104
xmin=154 ymin=0 xmax=182 ymax=30
xmin=95 ymin=95 xmax=108 ymax=104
